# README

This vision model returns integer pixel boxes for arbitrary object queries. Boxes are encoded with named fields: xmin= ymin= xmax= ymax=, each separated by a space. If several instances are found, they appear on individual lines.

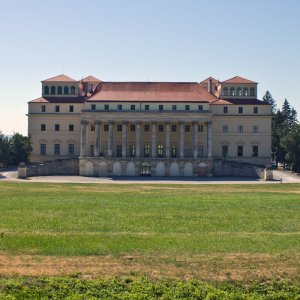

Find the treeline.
xmin=263 ymin=91 xmax=300 ymax=172
xmin=0 ymin=132 xmax=32 ymax=167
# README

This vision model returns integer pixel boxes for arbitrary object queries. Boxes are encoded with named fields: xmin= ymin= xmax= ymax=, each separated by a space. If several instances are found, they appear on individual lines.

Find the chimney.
xmin=208 ymin=78 xmax=212 ymax=94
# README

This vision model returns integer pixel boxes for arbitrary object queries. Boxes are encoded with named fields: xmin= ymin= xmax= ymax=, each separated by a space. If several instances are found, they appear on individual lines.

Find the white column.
xmin=207 ymin=121 xmax=212 ymax=158
xmin=108 ymin=121 xmax=114 ymax=157
xmin=193 ymin=121 xmax=198 ymax=159
xmin=136 ymin=121 xmax=141 ymax=158
xmin=165 ymin=122 xmax=170 ymax=158
xmin=95 ymin=121 xmax=101 ymax=157
xmin=179 ymin=122 xmax=184 ymax=158
xmin=80 ymin=120 xmax=87 ymax=157
xmin=151 ymin=122 xmax=157 ymax=158
xmin=122 ymin=121 xmax=127 ymax=158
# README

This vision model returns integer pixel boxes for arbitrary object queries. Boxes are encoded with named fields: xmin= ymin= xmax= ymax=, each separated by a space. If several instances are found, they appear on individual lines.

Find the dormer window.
xmin=57 ymin=86 xmax=62 ymax=95
xmin=237 ymin=87 xmax=242 ymax=96
xmin=250 ymin=87 xmax=255 ymax=97
xmin=44 ymin=86 xmax=49 ymax=95
xmin=230 ymin=87 xmax=235 ymax=96
xmin=51 ymin=86 xmax=56 ymax=95
xmin=243 ymin=88 xmax=248 ymax=96
xmin=70 ymin=86 xmax=76 ymax=95
xmin=64 ymin=86 xmax=69 ymax=94
xmin=223 ymin=87 xmax=228 ymax=96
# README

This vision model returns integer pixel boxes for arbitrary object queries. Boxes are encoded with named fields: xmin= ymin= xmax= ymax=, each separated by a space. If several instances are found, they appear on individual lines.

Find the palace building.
xmin=27 ymin=74 xmax=271 ymax=177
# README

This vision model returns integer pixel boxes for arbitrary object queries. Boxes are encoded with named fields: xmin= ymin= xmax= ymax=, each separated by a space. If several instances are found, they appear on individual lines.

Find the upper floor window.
xmin=104 ymin=124 xmax=109 ymax=131
xmin=41 ymin=124 xmax=46 ymax=131
xmin=55 ymin=105 xmax=60 ymax=112
xmin=131 ymin=104 xmax=135 ymax=110
xmin=91 ymin=104 xmax=96 ymax=110
xmin=51 ymin=86 xmax=56 ymax=95
xmin=253 ymin=125 xmax=258 ymax=133
xmin=223 ymin=106 xmax=228 ymax=113
xmin=185 ymin=125 xmax=190 ymax=132
xmin=223 ymin=125 xmax=228 ymax=133
xmin=223 ymin=87 xmax=229 ymax=96
xmin=117 ymin=104 xmax=122 ymax=110
xmin=230 ymin=87 xmax=235 ymax=96
xmin=90 ymin=125 xmax=95 ymax=131
xmin=238 ymin=125 xmax=243 ymax=133
xmin=144 ymin=124 xmax=150 ymax=132
xmin=250 ymin=87 xmax=255 ymax=97
xmin=145 ymin=105 xmax=149 ymax=110
xmin=172 ymin=124 xmax=177 ymax=132
xmin=198 ymin=125 xmax=203 ymax=132
xmin=130 ymin=124 xmax=135 ymax=132
xmin=69 ymin=105 xmax=74 ymax=112
xmin=69 ymin=124 xmax=74 ymax=131
xmin=57 ymin=86 xmax=62 ymax=95
xmin=158 ymin=124 xmax=164 ymax=132
xmin=117 ymin=124 xmax=122 ymax=132
xmin=55 ymin=124 xmax=60 ymax=131
xmin=253 ymin=107 xmax=258 ymax=114
xmin=238 ymin=107 xmax=243 ymax=114
xmin=104 ymin=104 xmax=109 ymax=110
xmin=64 ymin=86 xmax=69 ymax=94
xmin=253 ymin=145 xmax=258 ymax=157
xmin=243 ymin=88 xmax=248 ymax=96
xmin=237 ymin=87 xmax=242 ymax=96
xmin=159 ymin=105 xmax=164 ymax=111
xmin=157 ymin=145 xmax=164 ymax=158
xmin=70 ymin=86 xmax=76 ymax=95
xmin=185 ymin=105 xmax=190 ymax=111
xmin=41 ymin=105 xmax=46 ymax=112
xmin=44 ymin=86 xmax=49 ymax=95
xmin=198 ymin=105 xmax=203 ymax=111
xmin=172 ymin=105 xmax=177 ymax=111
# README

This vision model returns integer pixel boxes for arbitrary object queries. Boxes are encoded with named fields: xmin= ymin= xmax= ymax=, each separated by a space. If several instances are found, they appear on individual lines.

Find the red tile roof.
xmin=199 ymin=77 xmax=219 ymax=84
xmin=29 ymin=97 xmax=84 ymax=103
xmin=222 ymin=76 xmax=257 ymax=84
xmin=82 ymin=75 xmax=101 ymax=82
xmin=42 ymin=74 xmax=78 ymax=82
xmin=211 ymin=98 xmax=270 ymax=105
xmin=88 ymin=82 xmax=218 ymax=102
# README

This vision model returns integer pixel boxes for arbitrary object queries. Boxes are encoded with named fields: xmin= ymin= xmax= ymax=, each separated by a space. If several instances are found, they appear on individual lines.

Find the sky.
xmin=0 ymin=0 xmax=299 ymax=135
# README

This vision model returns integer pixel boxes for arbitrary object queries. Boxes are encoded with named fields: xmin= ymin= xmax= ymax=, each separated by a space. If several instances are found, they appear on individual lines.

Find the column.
xmin=108 ymin=121 xmax=114 ymax=157
xmin=193 ymin=121 xmax=198 ymax=159
xmin=207 ymin=121 xmax=212 ymax=158
xmin=80 ymin=120 xmax=88 ymax=157
xmin=179 ymin=122 xmax=184 ymax=158
xmin=165 ymin=122 xmax=170 ymax=158
xmin=95 ymin=121 xmax=101 ymax=157
xmin=122 ymin=121 xmax=127 ymax=158
xmin=136 ymin=121 xmax=141 ymax=158
xmin=151 ymin=122 xmax=157 ymax=158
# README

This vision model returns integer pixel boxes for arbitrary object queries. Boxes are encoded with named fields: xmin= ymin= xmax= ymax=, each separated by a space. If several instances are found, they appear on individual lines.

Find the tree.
xmin=9 ymin=133 xmax=32 ymax=165
xmin=0 ymin=132 xmax=11 ymax=167
xmin=263 ymin=90 xmax=277 ymax=114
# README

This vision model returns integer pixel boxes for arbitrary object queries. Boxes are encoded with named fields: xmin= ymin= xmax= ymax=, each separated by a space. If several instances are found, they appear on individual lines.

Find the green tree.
xmin=0 ymin=132 xmax=11 ymax=167
xmin=9 ymin=133 xmax=32 ymax=165
xmin=263 ymin=90 xmax=277 ymax=114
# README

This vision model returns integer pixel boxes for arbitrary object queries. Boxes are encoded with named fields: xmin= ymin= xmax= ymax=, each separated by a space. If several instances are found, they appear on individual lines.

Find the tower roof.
xmin=222 ymin=76 xmax=257 ymax=84
xmin=42 ymin=74 xmax=78 ymax=82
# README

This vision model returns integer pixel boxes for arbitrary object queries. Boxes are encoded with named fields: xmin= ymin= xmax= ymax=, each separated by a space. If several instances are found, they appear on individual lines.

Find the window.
xmin=144 ymin=124 xmax=150 ymax=132
xmin=237 ymin=145 xmax=243 ymax=157
xmin=171 ymin=124 xmax=177 ymax=132
xmin=172 ymin=105 xmax=177 ymax=111
xmin=184 ymin=145 xmax=192 ymax=158
xmin=51 ymin=86 xmax=56 ymax=95
xmin=144 ymin=144 xmax=150 ymax=157
xmin=104 ymin=124 xmax=109 ymax=131
xmin=57 ymin=86 xmax=62 ymax=94
xmin=117 ymin=104 xmax=122 ymax=110
xmin=158 ymin=124 xmax=164 ymax=132
xmin=130 ymin=124 xmax=135 ymax=131
xmin=157 ymin=145 xmax=164 ymax=157
xmin=131 ymin=104 xmax=135 ymax=110
xmin=54 ymin=144 xmax=60 ymax=156
xmin=44 ymin=86 xmax=49 ymax=95
xmin=70 ymin=86 xmax=76 ymax=95
xmin=253 ymin=107 xmax=258 ymax=114
xmin=91 ymin=125 xmax=95 ymax=131
xmin=117 ymin=124 xmax=122 ymax=132
xmin=55 ymin=105 xmax=60 ymax=112
xmin=198 ymin=105 xmax=203 ymax=111
xmin=64 ymin=86 xmax=69 ymax=94
xmin=230 ymin=87 xmax=235 ymax=96
xmin=198 ymin=145 xmax=204 ymax=157
xmin=69 ymin=124 xmax=74 ymax=131
xmin=198 ymin=125 xmax=203 ymax=132
xmin=253 ymin=125 xmax=258 ymax=133
xmin=238 ymin=125 xmax=243 ymax=133
xmin=55 ymin=124 xmax=60 ymax=131
xmin=90 ymin=145 xmax=94 ymax=157
xmin=41 ymin=124 xmax=46 ymax=131
xmin=238 ymin=107 xmax=243 ymax=114
xmin=243 ymin=88 xmax=248 ymax=96
xmin=223 ymin=125 xmax=228 ymax=133
xmin=91 ymin=104 xmax=96 ymax=110
xmin=185 ymin=105 xmax=190 ymax=111
xmin=171 ymin=145 xmax=177 ymax=157
xmin=145 ymin=105 xmax=149 ymax=110
xmin=40 ymin=144 xmax=46 ymax=155
xmin=104 ymin=104 xmax=109 ymax=110
xmin=185 ymin=125 xmax=190 ymax=132
xmin=159 ymin=105 xmax=164 ymax=111
xmin=253 ymin=145 xmax=258 ymax=157
xmin=223 ymin=87 xmax=228 ymax=96
xmin=116 ymin=145 xmax=122 ymax=157
xmin=68 ymin=144 xmax=74 ymax=156
xmin=237 ymin=87 xmax=242 ymax=96
xmin=69 ymin=105 xmax=74 ymax=112
xmin=250 ymin=87 xmax=255 ymax=97
xmin=223 ymin=106 xmax=228 ymax=113
xmin=41 ymin=105 xmax=46 ymax=112
xmin=222 ymin=145 xmax=228 ymax=158
xmin=130 ymin=145 xmax=135 ymax=157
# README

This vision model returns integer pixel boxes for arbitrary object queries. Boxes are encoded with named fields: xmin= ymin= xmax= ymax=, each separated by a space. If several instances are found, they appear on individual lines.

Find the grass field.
xmin=0 ymin=182 xmax=300 ymax=284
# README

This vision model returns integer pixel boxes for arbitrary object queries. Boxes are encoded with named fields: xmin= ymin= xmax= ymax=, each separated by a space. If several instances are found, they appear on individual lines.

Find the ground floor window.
xmin=237 ymin=145 xmax=243 ymax=157
xmin=253 ymin=145 xmax=258 ymax=157
xmin=171 ymin=145 xmax=176 ymax=157
xmin=68 ymin=144 xmax=74 ymax=156
xmin=222 ymin=145 xmax=228 ymax=158
xmin=130 ymin=144 xmax=135 ymax=157
xmin=90 ymin=145 xmax=94 ymax=157
xmin=144 ymin=144 xmax=150 ymax=157
xmin=54 ymin=144 xmax=60 ymax=156
xmin=157 ymin=144 xmax=164 ymax=157
xmin=184 ymin=145 xmax=192 ymax=158
xmin=198 ymin=145 xmax=204 ymax=157
xmin=40 ymin=144 xmax=46 ymax=155
xmin=102 ymin=144 xmax=108 ymax=156
xmin=116 ymin=144 xmax=122 ymax=157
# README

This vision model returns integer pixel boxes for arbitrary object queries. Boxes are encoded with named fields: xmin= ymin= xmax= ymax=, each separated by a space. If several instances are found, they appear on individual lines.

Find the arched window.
xmin=71 ymin=86 xmax=76 ymax=95
xmin=57 ymin=86 xmax=62 ymax=94
xmin=243 ymin=88 xmax=248 ymax=96
xmin=230 ymin=87 xmax=235 ymax=96
xmin=250 ymin=87 xmax=255 ymax=97
xmin=44 ymin=86 xmax=49 ymax=95
xmin=223 ymin=87 xmax=228 ymax=96
xmin=51 ymin=86 xmax=56 ymax=95
xmin=237 ymin=87 xmax=242 ymax=96
xmin=64 ymin=86 xmax=69 ymax=94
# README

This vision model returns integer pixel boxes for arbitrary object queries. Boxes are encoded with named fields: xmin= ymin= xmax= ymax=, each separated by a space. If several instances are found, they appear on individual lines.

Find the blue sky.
xmin=0 ymin=0 xmax=299 ymax=135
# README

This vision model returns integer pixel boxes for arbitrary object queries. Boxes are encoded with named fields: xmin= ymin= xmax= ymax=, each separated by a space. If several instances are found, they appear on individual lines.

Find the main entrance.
xmin=140 ymin=162 xmax=151 ymax=176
